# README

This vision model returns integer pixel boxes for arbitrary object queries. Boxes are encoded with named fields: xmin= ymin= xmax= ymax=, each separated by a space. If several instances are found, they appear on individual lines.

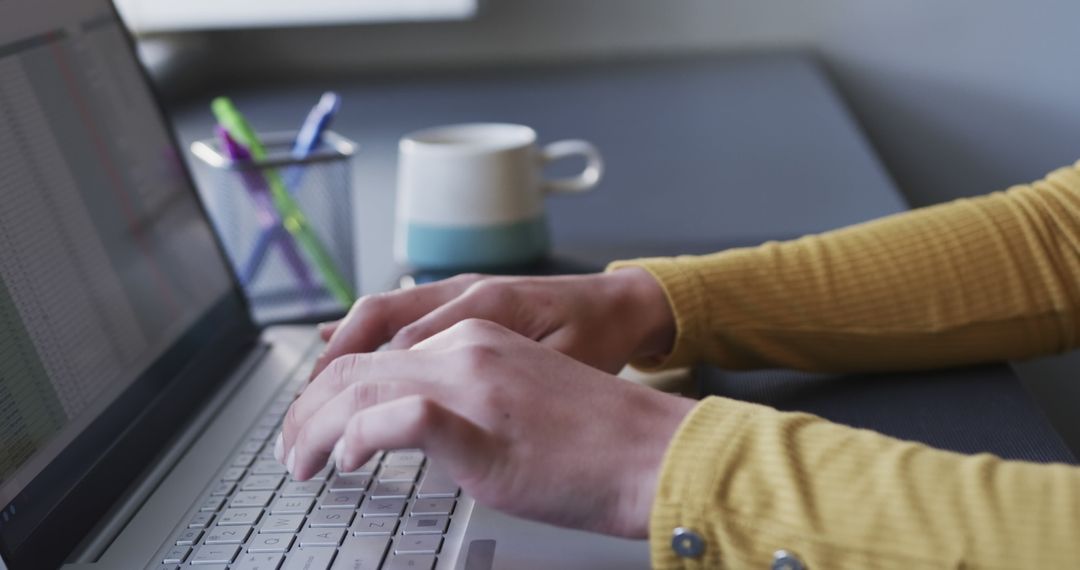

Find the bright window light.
xmin=114 ymin=0 xmax=477 ymax=33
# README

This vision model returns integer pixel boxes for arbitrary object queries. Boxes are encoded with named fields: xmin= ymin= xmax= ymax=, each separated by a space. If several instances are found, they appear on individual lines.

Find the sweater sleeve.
xmin=650 ymin=396 xmax=1080 ymax=569
xmin=608 ymin=161 xmax=1080 ymax=568
xmin=609 ymin=161 xmax=1080 ymax=373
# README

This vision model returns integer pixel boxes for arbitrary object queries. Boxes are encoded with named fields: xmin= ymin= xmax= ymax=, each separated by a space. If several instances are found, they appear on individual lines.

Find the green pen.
xmin=212 ymin=97 xmax=356 ymax=306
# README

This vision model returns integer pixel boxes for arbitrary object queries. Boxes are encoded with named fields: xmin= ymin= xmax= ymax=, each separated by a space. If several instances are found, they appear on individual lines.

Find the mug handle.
xmin=540 ymin=140 xmax=604 ymax=194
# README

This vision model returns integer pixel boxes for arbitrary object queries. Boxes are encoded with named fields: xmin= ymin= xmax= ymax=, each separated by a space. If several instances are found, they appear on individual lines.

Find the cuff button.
xmin=772 ymin=550 xmax=806 ymax=570
xmin=671 ymin=527 xmax=705 ymax=558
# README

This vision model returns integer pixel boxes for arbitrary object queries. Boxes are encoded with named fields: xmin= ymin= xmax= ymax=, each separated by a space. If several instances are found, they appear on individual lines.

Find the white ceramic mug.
xmin=395 ymin=123 xmax=603 ymax=269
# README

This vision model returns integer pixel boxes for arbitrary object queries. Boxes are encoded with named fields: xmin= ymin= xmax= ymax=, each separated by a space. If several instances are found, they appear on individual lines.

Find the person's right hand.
xmin=310 ymin=268 xmax=675 ymax=378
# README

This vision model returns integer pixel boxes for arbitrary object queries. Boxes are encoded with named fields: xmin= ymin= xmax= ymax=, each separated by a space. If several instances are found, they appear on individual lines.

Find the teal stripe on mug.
xmin=404 ymin=216 xmax=550 ymax=270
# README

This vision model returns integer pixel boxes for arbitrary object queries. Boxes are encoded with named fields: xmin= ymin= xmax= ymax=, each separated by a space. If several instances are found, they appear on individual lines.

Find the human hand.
xmin=310 ymin=268 xmax=675 ymax=378
xmin=279 ymin=319 xmax=696 ymax=538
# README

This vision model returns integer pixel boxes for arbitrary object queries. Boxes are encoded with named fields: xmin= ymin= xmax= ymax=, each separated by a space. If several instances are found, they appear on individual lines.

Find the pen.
xmin=216 ymin=127 xmax=316 ymax=300
xmin=212 ymin=97 xmax=356 ymax=306
xmin=284 ymin=91 xmax=341 ymax=190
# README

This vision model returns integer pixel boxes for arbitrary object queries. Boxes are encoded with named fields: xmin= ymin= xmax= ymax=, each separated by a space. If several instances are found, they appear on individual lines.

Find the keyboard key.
xmin=360 ymin=498 xmax=405 ymax=518
xmin=339 ymin=452 xmax=381 ymax=476
xmin=248 ymin=533 xmax=294 ymax=553
xmin=402 ymin=516 xmax=448 ymax=535
xmin=249 ymin=427 xmax=274 ymax=441
xmin=200 ymin=497 xmax=225 ymax=512
xmin=416 ymin=467 xmax=458 ymax=499
xmin=328 ymin=474 xmax=370 ymax=493
xmin=238 ymin=441 xmax=264 ymax=455
xmin=384 ymin=554 xmax=436 ymax=570
xmin=377 ymin=465 xmax=419 ymax=484
xmin=232 ymin=491 xmax=274 ymax=508
xmin=283 ymin=548 xmax=336 ymax=570
xmin=270 ymin=497 xmax=315 ymax=515
xmin=383 ymin=450 xmax=424 ymax=467
xmin=394 ymin=535 xmax=442 ymax=555
xmin=189 ymin=544 xmax=240 ymax=565
xmin=318 ymin=491 xmax=362 ymax=510
xmin=368 ymin=481 xmax=412 ymax=500
xmin=308 ymin=510 xmax=354 ymax=528
xmin=280 ymin=481 xmax=323 ymax=497
xmin=174 ymin=528 xmax=203 ymax=546
xmin=350 ymin=517 xmax=397 ymax=536
xmin=232 ymin=453 xmax=257 ymax=468
xmin=242 ymin=474 xmax=285 ymax=492
xmin=204 ymin=526 xmax=251 ymax=545
xmin=299 ymin=527 xmax=346 ymax=548
xmin=251 ymin=460 xmax=287 ymax=475
xmin=218 ymin=508 xmax=263 ymax=526
xmin=188 ymin=512 xmax=215 ymax=528
xmin=221 ymin=467 xmax=247 ymax=482
xmin=409 ymin=498 xmax=455 ymax=517
xmin=330 ymin=536 xmax=390 ymax=570
xmin=232 ymin=553 xmax=285 ymax=570
xmin=162 ymin=545 xmax=191 ymax=564
xmin=258 ymin=514 xmax=305 ymax=534
xmin=209 ymin=482 xmax=236 ymax=497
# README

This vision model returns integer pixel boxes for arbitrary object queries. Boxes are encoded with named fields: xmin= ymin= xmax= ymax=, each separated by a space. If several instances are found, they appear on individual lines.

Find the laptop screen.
xmin=0 ymin=0 xmax=251 ymax=561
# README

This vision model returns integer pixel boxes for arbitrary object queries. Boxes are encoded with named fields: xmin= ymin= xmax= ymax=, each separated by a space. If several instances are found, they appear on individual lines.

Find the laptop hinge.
xmin=68 ymin=342 xmax=271 ymax=563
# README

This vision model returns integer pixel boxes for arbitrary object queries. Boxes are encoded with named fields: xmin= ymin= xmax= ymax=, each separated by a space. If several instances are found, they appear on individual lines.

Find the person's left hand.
xmin=277 ymin=318 xmax=696 ymax=538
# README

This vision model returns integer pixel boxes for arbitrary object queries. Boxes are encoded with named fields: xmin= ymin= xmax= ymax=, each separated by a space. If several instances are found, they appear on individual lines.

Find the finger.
xmin=387 ymin=281 xmax=540 ymax=351
xmin=282 ymin=350 xmax=446 ymax=453
xmin=287 ymin=380 xmax=446 ymax=480
xmin=337 ymin=396 xmax=498 ymax=486
xmin=317 ymin=320 xmax=341 ymax=341
xmin=409 ymin=317 xmax=518 ymax=352
xmin=310 ymin=274 xmax=483 ymax=380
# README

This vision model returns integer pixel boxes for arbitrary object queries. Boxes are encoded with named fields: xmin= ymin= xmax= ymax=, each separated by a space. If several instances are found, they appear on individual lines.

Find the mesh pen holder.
xmin=190 ymin=130 xmax=357 ymax=324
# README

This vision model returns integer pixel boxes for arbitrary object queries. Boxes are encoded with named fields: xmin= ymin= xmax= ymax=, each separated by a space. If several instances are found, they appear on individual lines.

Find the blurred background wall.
xmin=152 ymin=0 xmax=1080 ymax=446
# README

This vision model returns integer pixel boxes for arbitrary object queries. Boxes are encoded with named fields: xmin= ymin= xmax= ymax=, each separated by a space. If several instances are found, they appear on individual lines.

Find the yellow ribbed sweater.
xmin=612 ymin=161 xmax=1080 ymax=569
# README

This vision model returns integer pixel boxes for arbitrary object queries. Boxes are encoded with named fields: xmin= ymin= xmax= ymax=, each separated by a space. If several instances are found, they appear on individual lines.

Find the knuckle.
xmin=352 ymin=293 xmax=385 ymax=315
xmin=393 ymin=324 xmax=424 ymax=346
xmin=404 ymin=396 xmax=442 ymax=432
xmin=465 ymin=277 xmax=509 ymax=298
xmin=325 ymin=354 xmax=361 ymax=383
xmin=451 ymin=272 xmax=486 ymax=286
xmin=457 ymin=342 xmax=500 ymax=372
xmin=456 ymin=317 xmax=497 ymax=335
xmin=349 ymin=381 xmax=382 ymax=411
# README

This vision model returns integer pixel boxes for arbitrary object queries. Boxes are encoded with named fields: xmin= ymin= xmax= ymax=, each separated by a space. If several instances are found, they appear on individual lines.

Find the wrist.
xmin=615 ymin=391 xmax=697 ymax=538
xmin=606 ymin=267 xmax=676 ymax=363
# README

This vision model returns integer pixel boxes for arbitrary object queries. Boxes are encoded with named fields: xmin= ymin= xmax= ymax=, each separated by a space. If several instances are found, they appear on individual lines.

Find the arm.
xmin=652 ymin=396 xmax=1080 ymax=568
xmin=611 ymin=161 xmax=1080 ymax=372
xmin=612 ymin=162 xmax=1080 ymax=568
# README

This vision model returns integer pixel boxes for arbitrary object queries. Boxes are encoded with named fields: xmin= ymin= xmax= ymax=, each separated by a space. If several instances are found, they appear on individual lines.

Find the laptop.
xmin=0 ymin=1 xmax=648 ymax=568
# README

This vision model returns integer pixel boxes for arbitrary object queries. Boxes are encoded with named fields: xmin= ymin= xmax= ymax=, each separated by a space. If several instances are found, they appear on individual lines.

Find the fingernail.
xmin=286 ymin=448 xmax=296 ymax=475
xmin=331 ymin=438 xmax=345 ymax=470
xmin=273 ymin=433 xmax=284 ymax=463
xmin=316 ymin=322 xmax=331 ymax=333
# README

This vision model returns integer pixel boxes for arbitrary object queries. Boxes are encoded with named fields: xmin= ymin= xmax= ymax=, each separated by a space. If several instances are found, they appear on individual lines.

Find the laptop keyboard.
xmin=150 ymin=356 xmax=461 ymax=570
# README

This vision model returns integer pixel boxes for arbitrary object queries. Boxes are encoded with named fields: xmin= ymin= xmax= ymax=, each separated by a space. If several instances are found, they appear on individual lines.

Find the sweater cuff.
xmin=648 ymin=396 xmax=761 ymax=569
xmin=606 ymin=257 xmax=708 ymax=371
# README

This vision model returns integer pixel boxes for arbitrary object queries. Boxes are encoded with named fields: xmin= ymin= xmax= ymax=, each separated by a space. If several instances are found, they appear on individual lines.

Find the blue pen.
xmin=284 ymin=91 xmax=341 ymax=190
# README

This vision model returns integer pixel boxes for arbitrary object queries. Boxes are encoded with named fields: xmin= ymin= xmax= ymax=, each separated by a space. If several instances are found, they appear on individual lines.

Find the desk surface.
xmin=173 ymin=54 xmax=1074 ymax=464
xmin=174 ymin=54 xmax=906 ymax=293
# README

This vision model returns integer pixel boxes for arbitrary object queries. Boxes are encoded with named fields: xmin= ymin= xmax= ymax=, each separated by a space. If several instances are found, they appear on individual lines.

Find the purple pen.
xmin=216 ymin=126 xmax=317 ymax=303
